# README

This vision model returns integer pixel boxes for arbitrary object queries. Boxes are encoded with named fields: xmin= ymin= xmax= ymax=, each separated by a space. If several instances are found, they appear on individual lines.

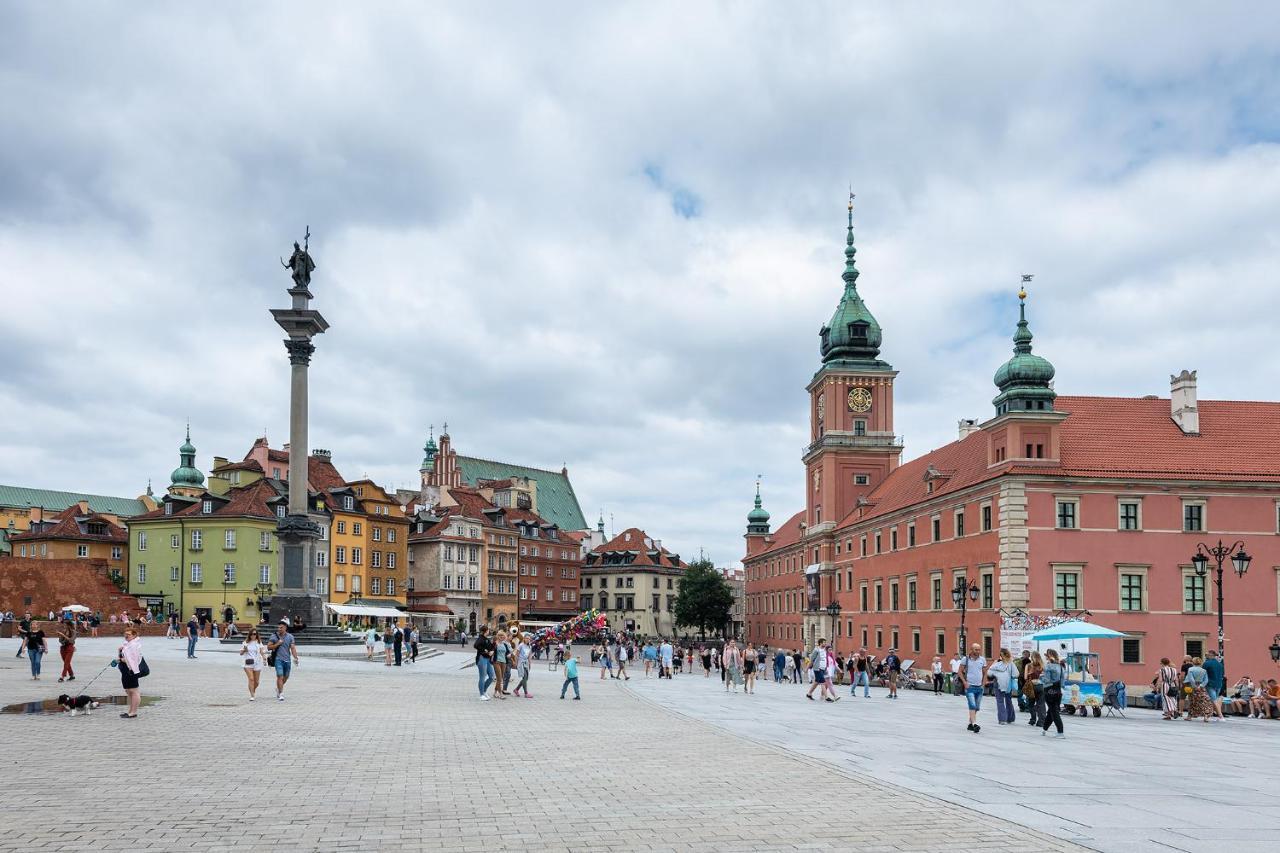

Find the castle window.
xmin=854 ymin=420 xmax=867 ymax=436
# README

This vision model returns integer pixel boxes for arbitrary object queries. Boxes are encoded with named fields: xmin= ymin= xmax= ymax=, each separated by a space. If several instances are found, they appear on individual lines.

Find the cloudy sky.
xmin=3 ymin=3 xmax=1279 ymax=564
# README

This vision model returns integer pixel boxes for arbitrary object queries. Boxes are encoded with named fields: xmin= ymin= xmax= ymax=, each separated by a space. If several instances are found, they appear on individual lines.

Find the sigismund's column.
xmin=269 ymin=229 xmax=329 ymax=626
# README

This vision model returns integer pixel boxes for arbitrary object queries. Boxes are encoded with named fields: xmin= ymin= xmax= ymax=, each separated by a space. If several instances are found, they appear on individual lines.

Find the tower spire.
xmin=843 ymin=191 xmax=859 ymax=294
xmin=746 ymin=474 xmax=771 ymax=535
xmin=992 ymin=275 xmax=1056 ymax=415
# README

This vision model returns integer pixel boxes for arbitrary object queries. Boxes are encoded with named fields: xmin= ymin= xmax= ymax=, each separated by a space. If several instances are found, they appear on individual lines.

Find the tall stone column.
xmin=269 ymin=232 xmax=329 ymax=627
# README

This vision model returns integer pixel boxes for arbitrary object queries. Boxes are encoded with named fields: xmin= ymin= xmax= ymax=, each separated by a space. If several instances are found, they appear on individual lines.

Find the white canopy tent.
xmin=323 ymin=603 xmax=406 ymax=620
xmin=62 ymin=604 xmax=92 ymax=613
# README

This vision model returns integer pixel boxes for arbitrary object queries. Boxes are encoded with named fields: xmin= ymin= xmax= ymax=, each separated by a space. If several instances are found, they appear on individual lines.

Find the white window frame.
xmin=170 ymin=566 xmax=180 ymax=582
xmin=138 ymin=532 xmax=148 ymax=552
xmin=1181 ymin=499 xmax=1206 ymax=533
xmin=170 ymin=533 xmax=180 ymax=548
xmin=191 ymin=530 xmax=202 ymax=550
xmin=137 ymin=564 xmax=146 ymax=584
xmin=224 ymin=529 xmax=236 ymax=549
xmin=223 ymin=563 xmax=236 ymax=585
xmin=1117 ymin=498 xmax=1143 ymax=531
xmin=260 ymin=564 xmax=271 ymax=584
xmin=335 ymin=573 xmax=345 ymax=592
xmin=76 ymin=544 xmax=89 ymax=558
xmin=191 ymin=563 xmax=203 ymax=583
xmin=387 ymin=552 xmax=396 ymax=569
xmin=1055 ymin=496 xmax=1080 ymax=530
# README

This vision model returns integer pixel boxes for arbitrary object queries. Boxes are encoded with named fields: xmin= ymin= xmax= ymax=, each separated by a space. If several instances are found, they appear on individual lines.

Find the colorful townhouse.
xmin=1 ymin=485 xmax=154 ymax=556
xmin=7 ymin=502 xmax=130 ymax=579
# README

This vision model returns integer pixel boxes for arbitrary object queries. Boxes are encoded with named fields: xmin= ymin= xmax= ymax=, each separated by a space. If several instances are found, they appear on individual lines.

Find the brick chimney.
xmin=1171 ymin=370 xmax=1199 ymax=435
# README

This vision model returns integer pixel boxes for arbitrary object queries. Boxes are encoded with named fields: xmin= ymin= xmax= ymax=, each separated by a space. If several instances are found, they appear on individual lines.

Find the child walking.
xmin=560 ymin=653 xmax=581 ymax=700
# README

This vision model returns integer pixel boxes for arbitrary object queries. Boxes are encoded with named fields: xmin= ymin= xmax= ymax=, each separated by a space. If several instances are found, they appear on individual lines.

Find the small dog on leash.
xmin=57 ymin=694 xmax=100 ymax=716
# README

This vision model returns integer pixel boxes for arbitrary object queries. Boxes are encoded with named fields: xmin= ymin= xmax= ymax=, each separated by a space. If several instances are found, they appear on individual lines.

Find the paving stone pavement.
xmin=0 ymin=638 xmax=1096 ymax=853
xmin=625 ymin=669 xmax=1280 ymax=853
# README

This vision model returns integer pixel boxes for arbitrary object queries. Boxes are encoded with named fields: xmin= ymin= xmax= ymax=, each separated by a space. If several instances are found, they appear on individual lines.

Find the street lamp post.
xmin=1270 ymin=635 xmax=1280 ymax=665
xmin=951 ymin=578 xmax=979 ymax=655
xmin=1191 ymin=539 xmax=1251 ymax=689
xmin=826 ymin=600 xmax=842 ymax=645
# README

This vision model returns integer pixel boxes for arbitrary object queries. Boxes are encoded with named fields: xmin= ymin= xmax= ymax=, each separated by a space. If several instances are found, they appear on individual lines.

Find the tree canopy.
xmin=674 ymin=558 xmax=734 ymax=638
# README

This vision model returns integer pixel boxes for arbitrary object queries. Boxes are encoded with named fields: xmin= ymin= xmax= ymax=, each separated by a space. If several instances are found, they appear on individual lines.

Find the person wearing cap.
xmin=884 ymin=648 xmax=901 ymax=699
xmin=268 ymin=621 xmax=300 ymax=701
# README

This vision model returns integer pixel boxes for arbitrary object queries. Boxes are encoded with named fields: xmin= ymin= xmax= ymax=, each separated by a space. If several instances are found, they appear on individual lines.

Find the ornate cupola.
xmin=746 ymin=478 xmax=771 ymax=535
xmin=992 ymin=285 xmax=1057 ymax=416
xmin=420 ymin=426 xmax=438 ymax=474
xmin=818 ymin=195 xmax=889 ymax=370
xmin=169 ymin=424 xmax=205 ymax=497
xmin=804 ymin=194 xmax=901 ymax=532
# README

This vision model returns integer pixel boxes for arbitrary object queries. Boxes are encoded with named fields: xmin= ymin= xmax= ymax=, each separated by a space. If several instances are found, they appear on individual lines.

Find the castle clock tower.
xmin=804 ymin=196 xmax=901 ymax=530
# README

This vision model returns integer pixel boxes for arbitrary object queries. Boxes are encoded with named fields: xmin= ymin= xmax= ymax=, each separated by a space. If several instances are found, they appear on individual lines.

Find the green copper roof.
xmin=992 ymin=289 xmax=1056 ymax=414
xmin=747 ymin=480 xmax=770 ymax=534
xmin=818 ymin=197 xmax=892 ymax=372
xmin=0 ymin=485 xmax=149 ymax=517
xmin=170 ymin=426 xmax=205 ymax=488
xmin=420 ymin=429 xmax=438 ymax=471
xmin=456 ymin=456 xmax=587 ymax=531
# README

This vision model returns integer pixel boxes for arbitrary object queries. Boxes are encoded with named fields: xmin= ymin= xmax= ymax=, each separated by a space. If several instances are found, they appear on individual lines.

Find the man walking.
xmin=1204 ymin=650 xmax=1226 ymax=720
xmin=806 ymin=640 xmax=837 ymax=702
xmin=884 ymin=648 xmax=902 ymax=698
xmin=773 ymin=647 xmax=787 ymax=683
xmin=956 ymin=644 xmax=988 ymax=733
xmin=186 ymin=613 xmax=199 ymax=659
xmin=852 ymin=648 xmax=871 ymax=697
xmin=268 ymin=621 xmax=300 ymax=701
xmin=660 ymin=638 xmax=674 ymax=679
xmin=14 ymin=611 xmax=31 ymax=658
xmin=392 ymin=623 xmax=403 ymax=666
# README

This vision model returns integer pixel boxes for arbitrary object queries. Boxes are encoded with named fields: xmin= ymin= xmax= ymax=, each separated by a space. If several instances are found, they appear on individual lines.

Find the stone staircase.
xmin=219 ymin=624 xmax=364 ymax=646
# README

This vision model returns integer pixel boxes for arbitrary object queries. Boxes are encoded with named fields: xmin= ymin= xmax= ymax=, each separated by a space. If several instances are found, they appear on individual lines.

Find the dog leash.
xmin=74 ymin=658 xmax=119 ymax=696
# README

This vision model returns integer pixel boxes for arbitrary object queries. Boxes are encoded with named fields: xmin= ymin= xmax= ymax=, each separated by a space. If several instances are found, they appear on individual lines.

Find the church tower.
xmin=804 ymin=196 xmax=901 ymax=529
xmin=168 ymin=425 xmax=206 ymax=499
xmin=744 ymin=478 xmax=772 ymax=558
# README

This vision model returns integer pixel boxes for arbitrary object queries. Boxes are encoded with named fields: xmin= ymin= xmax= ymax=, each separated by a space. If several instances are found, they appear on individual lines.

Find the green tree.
xmin=674 ymin=559 xmax=734 ymax=639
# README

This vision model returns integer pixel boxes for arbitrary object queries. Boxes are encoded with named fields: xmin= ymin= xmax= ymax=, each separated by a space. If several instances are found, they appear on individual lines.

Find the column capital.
xmin=284 ymin=338 xmax=315 ymax=365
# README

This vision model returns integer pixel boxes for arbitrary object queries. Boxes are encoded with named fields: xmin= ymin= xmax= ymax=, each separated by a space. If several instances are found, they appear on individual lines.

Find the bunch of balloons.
xmin=513 ymin=609 xmax=608 ymax=649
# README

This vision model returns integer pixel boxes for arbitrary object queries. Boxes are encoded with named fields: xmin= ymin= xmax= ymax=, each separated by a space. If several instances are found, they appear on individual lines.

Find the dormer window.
xmin=202 ymin=500 xmax=212 ymax=514
xmin=165 ymin=503 xmax=173 ymax=516
xmin=343 ymin=496 xmax=354 ymax=511
xmin=276 ymin=505 xmax=286 ymax=519
xmin=849 ymin=321 xmax=868 ymax=342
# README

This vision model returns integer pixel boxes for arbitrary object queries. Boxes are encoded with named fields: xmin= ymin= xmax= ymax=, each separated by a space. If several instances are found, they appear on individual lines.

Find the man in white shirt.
xmin=659 ymin=639 xmax=674 ymax=679
xmin=956 ymin=644 xmax=988 ymax=733
xmin=805 ymin=641 xmax=837 ymax=702
xmin=949 ymin=653 xmax=964 ymax=696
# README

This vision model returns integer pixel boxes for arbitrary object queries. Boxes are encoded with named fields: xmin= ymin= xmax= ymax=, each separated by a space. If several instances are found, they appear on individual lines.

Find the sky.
xmin=3 ymin=3 xmax=1280 ymax=565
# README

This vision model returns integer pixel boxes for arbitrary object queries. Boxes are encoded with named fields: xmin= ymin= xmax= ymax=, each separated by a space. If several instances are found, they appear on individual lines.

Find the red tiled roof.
xmin=211 ymin=460 xmax=264 ymax=474
xmin=10 ymin=505 xmax=127 ymax=544
xmin=745 ymin=510 xmax=806 ymax=560
xmin=1041 ymin=396 xmax=1280 ymax=481
xmin=588 ymin=527 xmax=686 ymax=569
xmin=826 ymin=394 xmax=1280 ymax=531
xmin=132 ymin=480 xmax=280 ymax=521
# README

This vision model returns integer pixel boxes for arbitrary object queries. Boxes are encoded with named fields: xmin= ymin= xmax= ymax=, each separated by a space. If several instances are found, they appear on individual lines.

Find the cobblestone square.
xmin=0 ymin=638 xmax=1099 ymax=853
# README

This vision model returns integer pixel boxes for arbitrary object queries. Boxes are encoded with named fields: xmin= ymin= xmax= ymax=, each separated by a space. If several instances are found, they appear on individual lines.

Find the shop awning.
xmin=323 ymin=603 xmax=407 ymax=619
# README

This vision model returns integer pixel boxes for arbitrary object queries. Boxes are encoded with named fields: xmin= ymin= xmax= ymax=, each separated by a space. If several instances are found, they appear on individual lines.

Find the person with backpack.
xmin=884 ymin=648 xmax=902 ymax=699
xmin=1039 ymin=648 xmax=1066 ymax=737
xmin=805 ymin=641 xmax=838 ymax=702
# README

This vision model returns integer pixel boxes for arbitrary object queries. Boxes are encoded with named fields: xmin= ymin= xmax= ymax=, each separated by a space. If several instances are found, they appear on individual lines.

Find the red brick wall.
xmin=0 ymin=557 xmax=142 ymax=618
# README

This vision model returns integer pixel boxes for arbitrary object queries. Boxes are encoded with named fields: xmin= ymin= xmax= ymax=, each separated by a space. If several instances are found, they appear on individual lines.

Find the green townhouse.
xmin=128 ymin=430 xmax=289 ymax=624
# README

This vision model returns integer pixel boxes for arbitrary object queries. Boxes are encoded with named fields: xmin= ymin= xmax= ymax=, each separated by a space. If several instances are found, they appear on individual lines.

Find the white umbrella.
xmin=62 ymin=604 xmax=91 ymax=613
xmin=1024 ymin=619 xmax=1126 ymax=642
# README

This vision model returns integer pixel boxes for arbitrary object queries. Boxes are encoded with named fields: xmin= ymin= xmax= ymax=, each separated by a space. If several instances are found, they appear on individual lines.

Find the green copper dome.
xmin=992 ymin=289 xmax=1056 ymax=415
xmin=170 ymin=425 xmax=205 ymax=488
xmin=820 ymin=198 xmax=884 ymax=366
xmin=420 ymin=428 xmax=438 ymax=472
xmin=746 ymin=480 xmax=770 ymax=534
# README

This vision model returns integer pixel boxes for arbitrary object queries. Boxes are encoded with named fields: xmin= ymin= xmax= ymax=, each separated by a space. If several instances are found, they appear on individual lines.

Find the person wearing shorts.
xmin=805 ymin=641 xmax=837 ymax=702
xmin=957 ymin=645 xmax=987 ymax=733
xmin=268 ymin=622 xmax=299 ymax=701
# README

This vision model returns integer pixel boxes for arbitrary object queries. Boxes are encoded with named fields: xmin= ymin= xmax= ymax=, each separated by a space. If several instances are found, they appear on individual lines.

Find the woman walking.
xmin=513 ymin=633 xmax=533 ymax=698
xmin=931 ymin=656 xmax=944 ymax=695
xmin=493 ymin=630 xmax=512 ymax=699
xmin=57 ymin=619 xmax=77 ymax=683
xmin=382 ymin=625 xmax=394 ymax=666
xmin=25 ymin=621 xmax=47 ymax=680
xmin=1039 ymin=649 xmax=1066 ymax=738
xmin=1157 ymin=657 xmax=1180 ymax=719
xmin=989 ymin=649 xmax=1017 ymax=725
xmin=1024 ymin=651 xmax=1045 ymax=726
xmin=364 ymin=625 xmax=378 ymax=661
xmin=1184 ymin=656 xmax=1214 ymax=722
xmin=117 ymin=627 xmax=144 ymax=718
xmin=240 ymin=628 xmax=266 ymax=700
xmin=722 ymin=641 xmax=740 ymax=693
xmin=701 ymin=645 xmax=712 ymax=677
xmin=743 ymin=643 xmax=758 ymax=694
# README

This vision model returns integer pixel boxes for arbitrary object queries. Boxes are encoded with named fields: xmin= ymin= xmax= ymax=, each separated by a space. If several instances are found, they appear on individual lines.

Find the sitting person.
xmin=1229 ymin=677 xmax=1255 ymax=716
xmin=1249 ymin=679 xmax=1280 ymax=719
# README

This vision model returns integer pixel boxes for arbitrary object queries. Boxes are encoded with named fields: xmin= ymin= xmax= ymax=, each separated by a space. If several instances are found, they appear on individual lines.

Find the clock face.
xmin=848 ymin=387 xmax=873 ymax=413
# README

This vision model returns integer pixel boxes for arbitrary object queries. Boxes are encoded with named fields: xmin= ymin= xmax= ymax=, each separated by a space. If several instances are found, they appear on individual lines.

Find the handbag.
xmin=137 ymin=657 xmax=151 ymax=678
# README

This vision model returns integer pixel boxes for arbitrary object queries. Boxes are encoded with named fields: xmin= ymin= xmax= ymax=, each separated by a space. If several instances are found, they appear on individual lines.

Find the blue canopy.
xmin=1024 ymin=619 xmax=1126 ymax=642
